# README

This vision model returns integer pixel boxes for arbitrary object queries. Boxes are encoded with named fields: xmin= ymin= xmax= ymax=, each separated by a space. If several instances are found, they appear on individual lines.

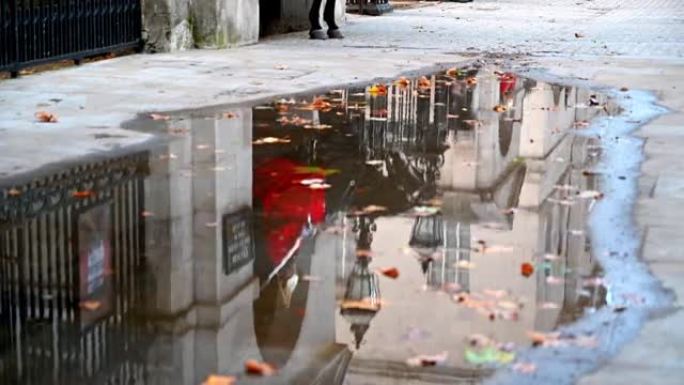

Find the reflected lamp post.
xmin=341 ymin=215 xmax=381 ymax=349
xmin=409 ymin=213 xmax=444 ymax=273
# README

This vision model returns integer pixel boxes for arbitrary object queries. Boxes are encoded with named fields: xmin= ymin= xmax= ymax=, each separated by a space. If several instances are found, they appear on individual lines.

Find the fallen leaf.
xmin=202 ymin=374 xmax=236 ymax=385
xmin=520 ymin=262 xmax=534 ymax=278
xmin=466 ymin=76 xmax=478 ymax=86
xmin=380 ymin=267 xmax=400 ymax=279
xmin=465 ymin=346 xmax=515 ymax=365
xmin=493 ymin=105 xmax=508 ymax=113
xmin=35 ymin=111 xmax=58 ymax=123
xmin=253 ymin=137 xmax=291 ymax=145
xmin=149 ymin=113 xmax=170 ymax=121
xmin=341 ymin=298 xmax=381 ymax=311
xmin=369 ymin=84 xmax=388 ymax=96
xmin=417 ymin=76 xmax=431 ymax=90
xmin=512 ymin=362 xmax=537 ymax=374
xmin=395 ymin=77 xmax=411 ymax=88
xmin=80 ymin=300 xmax=101 ymax=311
xmin=406 ymin=351 xmax=448 ymax=367
xmin=446 ymin=67 xmax=461 ymax=77
xmin=72 ymin=190 xmax=95 ymax=199
xmin=245 ymin=359 xmax=276 ymax=376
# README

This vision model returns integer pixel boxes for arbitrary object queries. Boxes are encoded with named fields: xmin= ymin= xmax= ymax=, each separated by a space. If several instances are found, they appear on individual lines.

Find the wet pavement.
xmin=0 ymin=66 xmax=615 ymax=385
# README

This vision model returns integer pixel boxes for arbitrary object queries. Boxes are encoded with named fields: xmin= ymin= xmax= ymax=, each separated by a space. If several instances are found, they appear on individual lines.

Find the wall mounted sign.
xmin=222 ymin=208 xmax=255 ymax=275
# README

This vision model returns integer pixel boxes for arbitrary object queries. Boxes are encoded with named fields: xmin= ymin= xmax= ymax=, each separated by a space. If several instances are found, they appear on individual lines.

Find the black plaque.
xmin=222 ymin=208 xmax=255 ymax=274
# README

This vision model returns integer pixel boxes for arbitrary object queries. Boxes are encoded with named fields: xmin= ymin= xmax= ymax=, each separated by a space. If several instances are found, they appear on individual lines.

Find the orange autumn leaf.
xmin=35 ymin=111 xmax=58 ymax=123
xmin=446 ymin=67 xmax=460 ymax=77
xmin=466 ymin=76 xmax=478 ymax=86
xmin=380 ymin=267 xmax=400 ymax=279
xmin=72 ymin=190 xmax=95 ymax=199
xmin=395 ymin=77 xmax=410 ymax=88
xmin=310 ymin=97 xmax=332 ymax=111
xmin=245 ymin=359 xmax=276 ymax=376
xmin=369 ymin=84 xmax=388 ymax=96
xmin=493 ymin=105 xmax=508 ymax=113
xmin=149 ymin=113 xmax=170 ymax=121
xmin=520 ymin=262 xmax=534 ymax=278
xmin=202 ymin=374 xmax=236 ymax=385
xmin=417 ymin=76 xmax=431 ymax=90
xmin=80 ymin=300 xmax=101 ymax=311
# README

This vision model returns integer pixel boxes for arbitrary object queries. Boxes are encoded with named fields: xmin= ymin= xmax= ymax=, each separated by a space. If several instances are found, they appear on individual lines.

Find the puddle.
xmin=0 ymin=66 xmax=615 ymax=384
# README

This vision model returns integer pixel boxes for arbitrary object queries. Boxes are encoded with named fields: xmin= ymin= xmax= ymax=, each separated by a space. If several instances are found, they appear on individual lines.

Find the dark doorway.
xmin=260 ymin=0 xmax=282 ymax=37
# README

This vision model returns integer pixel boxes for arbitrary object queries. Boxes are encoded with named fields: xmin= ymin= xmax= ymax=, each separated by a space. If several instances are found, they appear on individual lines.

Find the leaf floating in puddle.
xmin=512 ymin=362 xmax=537 ymax=374
xmin=244 ymin=359 xmax=277 ymax=376
xmin=149 ymin=113 xmax=170 ymax=121
xmin=417 ymin=76 xmax=432 ymax=90
xmin=341 ymin=298 xmax=382 ymax=311
xmin=455 ymin=260 xmax=477 ymax=270
xmin=80 ymin=300 xmax=102 ymax=311
xmin=368 ymin=84 xmax=388 ymax=96
xmin=395 ymin=77 xmax=411 ymax=88
xmin=253 ymin=137 xmax=291 ymax=145
xmin=379 ymin=267 xmax=400 ymax=279
xmin=202 ymin=375 xmax=236 ymax=385
xmin=577 ymin=190 xmax=604 ymax=199
xmin=465 ymin=346 xmax=515 ymax=365
xmin=406 ymin=351 xmax=448 ymax=367
xmin=520 ymin=262 xmax=534 ymax=278
xmin=35 ymin=111 xmax=58 ymax=123
xmin=73 ymin=190 xmax=95 ymax=199
xmin=308 ymin=183 xmax=331 ymax=190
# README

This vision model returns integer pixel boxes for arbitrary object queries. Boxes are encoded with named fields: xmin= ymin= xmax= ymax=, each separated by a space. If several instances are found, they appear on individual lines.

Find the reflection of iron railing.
xmin=0 ymin=152 xmax=149 ymax=384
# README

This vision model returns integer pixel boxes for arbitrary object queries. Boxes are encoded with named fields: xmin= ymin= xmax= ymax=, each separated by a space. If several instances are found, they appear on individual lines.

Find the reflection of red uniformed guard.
xmin=254 ymin=158 xmax=327 ymax=267
xmin=499 ymin=73 xmax=517 ymax=96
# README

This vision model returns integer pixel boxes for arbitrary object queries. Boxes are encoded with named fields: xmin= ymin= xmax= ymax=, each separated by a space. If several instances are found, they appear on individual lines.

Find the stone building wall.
xmin=142 ymin=0 xmax=345 ymax=52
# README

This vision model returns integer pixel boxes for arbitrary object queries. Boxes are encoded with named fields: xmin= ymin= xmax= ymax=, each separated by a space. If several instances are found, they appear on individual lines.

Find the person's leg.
xmin=323 ymin=0 xmax=338 ymax=30
xmin=324 ymin=0 xmax=344 ymax=38
xmin=309 ymin=0 xmax=324 ymax=31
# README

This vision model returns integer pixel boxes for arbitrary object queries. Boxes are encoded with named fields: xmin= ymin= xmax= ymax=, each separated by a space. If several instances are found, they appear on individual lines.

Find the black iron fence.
xmin=0 ymin=152 xmax=149 ymax=384
xmin=0 ymin=0 xmax=142 ymax=76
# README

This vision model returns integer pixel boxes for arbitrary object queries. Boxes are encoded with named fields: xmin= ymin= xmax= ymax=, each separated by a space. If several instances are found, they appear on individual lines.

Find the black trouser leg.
xmin=309 ymin=0 xmax=324 ymax=31
xmin=324 ymin=0 xmax=338 ymax=30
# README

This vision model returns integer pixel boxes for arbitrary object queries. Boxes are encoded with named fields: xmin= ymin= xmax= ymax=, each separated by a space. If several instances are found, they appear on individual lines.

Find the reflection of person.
xmin=309 ymin=0 xmax=343 ymax=39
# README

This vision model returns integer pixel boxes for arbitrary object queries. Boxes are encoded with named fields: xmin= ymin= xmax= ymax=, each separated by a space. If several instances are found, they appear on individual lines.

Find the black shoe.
xmin=310 ymin=29 xmax=327 ymax=40
xmin=328 ymin=29 xmax=344 ymax=39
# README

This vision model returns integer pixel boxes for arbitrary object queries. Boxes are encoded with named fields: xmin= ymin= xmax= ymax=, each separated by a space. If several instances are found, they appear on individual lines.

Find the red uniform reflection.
xmin=255 ymin=158 xmax=327 ymax=266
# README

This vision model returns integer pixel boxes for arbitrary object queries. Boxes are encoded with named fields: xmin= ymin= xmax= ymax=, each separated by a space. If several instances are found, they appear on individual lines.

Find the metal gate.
xmin=0 ymin=0 xmax=142 ymax=76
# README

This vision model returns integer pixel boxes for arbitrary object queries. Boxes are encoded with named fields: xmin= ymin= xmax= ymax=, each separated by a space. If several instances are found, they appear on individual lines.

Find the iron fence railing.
xmin=0 ymin=151 xmax=149 ymax=384
xmin=0 ymin=0 xmax=142 ymax=76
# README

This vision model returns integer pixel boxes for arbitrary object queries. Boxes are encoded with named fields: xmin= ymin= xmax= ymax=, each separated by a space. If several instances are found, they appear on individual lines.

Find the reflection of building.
xmin=0 ymin=152 xmax=150 ymax=384
xmin=340 ymin=69 xmax=607 ymax=384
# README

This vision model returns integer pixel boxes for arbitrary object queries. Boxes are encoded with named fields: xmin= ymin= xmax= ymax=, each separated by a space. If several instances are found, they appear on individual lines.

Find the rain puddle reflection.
xmin=0 ymin=66 xmax=612 ymax=385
